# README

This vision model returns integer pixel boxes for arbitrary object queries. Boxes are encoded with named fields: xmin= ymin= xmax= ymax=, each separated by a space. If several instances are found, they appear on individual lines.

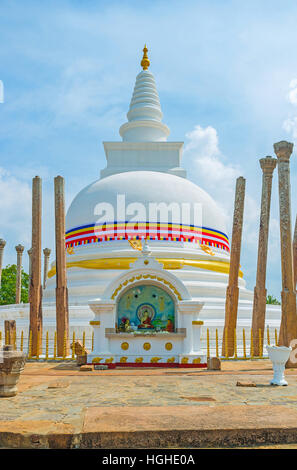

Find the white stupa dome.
xmin=66 ymin=171 xmax=227 ymax=234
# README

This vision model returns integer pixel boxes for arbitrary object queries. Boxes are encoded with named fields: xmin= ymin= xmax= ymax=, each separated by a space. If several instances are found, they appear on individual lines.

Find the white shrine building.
xmin=0 ymin=47 xmax=281 ymax=364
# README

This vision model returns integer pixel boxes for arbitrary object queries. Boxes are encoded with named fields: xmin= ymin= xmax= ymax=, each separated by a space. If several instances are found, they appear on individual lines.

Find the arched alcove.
xmin=117 ymin=283 xmax=175 ymax=333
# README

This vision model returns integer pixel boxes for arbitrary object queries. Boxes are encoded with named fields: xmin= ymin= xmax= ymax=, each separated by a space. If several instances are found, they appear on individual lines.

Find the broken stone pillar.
xmin=0 ymin=345 xmax=25 ymax=397
xmin=222 ymin=176 xmax=246 ymax=357
xmin=15 ymin=244 xmax=24 ymax=304
xmin=251 ymin=156 xmax=277 ymax=356
xmin=55 ymin=176 xmax=69 ymax=357
xmin=43 ymin=248 xmax=51 ymax=290
xmin=293 ymin=216 xmax=297 ymax=289
xmin=0 ymin=239 xmax=6 ymax=287
xmin=274 ymin=141 xmax=297 ymax=365
xmin=29 ymin=176 xmax=43 ymax=356
xmin=207 ymin=357 xmax=221 ymax=370
xmin=4 ymin=320 xmax=16 ymax=348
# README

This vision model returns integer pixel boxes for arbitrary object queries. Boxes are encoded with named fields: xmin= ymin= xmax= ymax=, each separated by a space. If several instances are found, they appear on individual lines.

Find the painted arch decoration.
xmin=117 ymin=284 xmax=175 ymax=333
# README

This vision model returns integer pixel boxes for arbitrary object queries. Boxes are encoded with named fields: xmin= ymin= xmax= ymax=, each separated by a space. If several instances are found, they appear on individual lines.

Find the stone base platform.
xmin=1 ymin=360 xmax=297 ymax=448
xmin=89 ymin=361 xmax=208 ymax=369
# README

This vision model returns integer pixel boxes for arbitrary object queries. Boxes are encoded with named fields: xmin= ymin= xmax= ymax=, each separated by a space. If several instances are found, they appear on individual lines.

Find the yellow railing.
xmin=0 ymin=327 xmax=279 ymax=361
xmin=243 ymin=328 xmax=246 ymax=359
xmin=215 ymin=328 xmax=219 ymax=358
xmin=205 ymin=327 xmax=279 ymax=361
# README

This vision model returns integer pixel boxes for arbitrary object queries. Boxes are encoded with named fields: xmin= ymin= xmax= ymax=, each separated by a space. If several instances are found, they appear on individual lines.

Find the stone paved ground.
xmin=0 ymin=360 xmax=297 ymax=448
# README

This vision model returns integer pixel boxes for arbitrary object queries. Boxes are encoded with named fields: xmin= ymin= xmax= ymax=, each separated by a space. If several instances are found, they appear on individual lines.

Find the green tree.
xmin=0 ymin=264 xmax=29 ymax=305
xmin=266 ymin=294 xmax=281 ymax=305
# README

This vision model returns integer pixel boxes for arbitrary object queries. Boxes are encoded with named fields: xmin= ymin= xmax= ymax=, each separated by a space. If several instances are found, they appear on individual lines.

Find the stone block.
xmin=47 ymin=381 xmax=69 ymax=389
xmin=207 ymin=357 xmax=221 ymax=370
xmin=94 ymin=364 xmax=109 ymax=370
xmin=71 ymin=341 xmax=89 ymax=356
xmin=236 ymin=381 xmax=256 ymax=387
xmin=76 ymin=354 xmax=87 ymax=366
xmin=80 ymin=364 xmax=94 ymax=372
xmin=0 ymin=345 xmax=25 ymax=397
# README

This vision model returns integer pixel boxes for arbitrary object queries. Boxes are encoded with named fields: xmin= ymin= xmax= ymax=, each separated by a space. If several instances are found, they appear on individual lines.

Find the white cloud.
xmin=0 ymin=167 xmax=59 ymax=273
xmin=0 ymin=168 xmax=32 ymax=268
xmin=183 ymin=123 xmax=282 ymax=293
xmin=184 ymin=125 xmax=241 ymax=226
xmin=283 ymin=117 xmax=297 ymax=139
xmin=283 ymin=79 xmax=297 ymax=139
xmin=51 ymin=58 xmax=126 ymax=129
xmin=287 ymin=79 xmax=297 ymax=106
xmin=185 ymin=125 xmax=220 ymax=157
xmin=184 ymin=125 xmax=240 ymax=187
xmin=0 ymin=168 xmax=31 ymax=238
xmin=242 ymin=194 xmax=260 ymax=247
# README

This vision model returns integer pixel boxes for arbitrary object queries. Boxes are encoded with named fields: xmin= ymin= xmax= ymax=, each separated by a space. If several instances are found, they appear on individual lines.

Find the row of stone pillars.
xmin=0 ymin=240 xmax=51 ymax=303
xmin=29 ymin=175 xmax=69 ymax=357
xmin=223 ymin=140 xmax=297 ymax=366
xmin=1 ymin=176 xmax=69 ymax=357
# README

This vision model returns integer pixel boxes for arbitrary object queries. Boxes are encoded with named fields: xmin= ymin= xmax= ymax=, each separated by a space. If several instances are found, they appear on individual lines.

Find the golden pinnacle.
xmin=141 ymin=44 xmax=150 ymax=70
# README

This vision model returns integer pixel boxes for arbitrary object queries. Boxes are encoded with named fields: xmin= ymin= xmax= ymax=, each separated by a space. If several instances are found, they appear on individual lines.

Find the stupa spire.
xmin=141 ymin=44 xmax=150 ymax=70
xmin=119 ymin=46 xmax=170 ymax=142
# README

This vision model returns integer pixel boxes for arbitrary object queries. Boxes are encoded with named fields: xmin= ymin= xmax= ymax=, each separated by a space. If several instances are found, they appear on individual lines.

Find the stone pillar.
xmin=29 ymin=176 xmax=43 ymax=356
xmin=27 ymin=248 xmax=32 ymax=301
xmin=251 ymin=156 xmax=277 ymax=356
xmin=293 ymin=215 xmax=297 ymax=290
xmin=4 ymin=320 xmax=16 ymax=348
xmin=222 ymin=176 xmax=246 ymax=357
xmin=27 ymin=248 xmax=32 ymax=279
xmin=0 ymin=239 xmax=6 ymax=287
xmin=274 ymin=141 xmax=297 ymax=362
xmin=15 ymin=244 xmax=24 ymax=304
xmin=54 ymin=176 xmax=69 ymax=357
xmin=43 ymin=248 xmax=51 ymax=290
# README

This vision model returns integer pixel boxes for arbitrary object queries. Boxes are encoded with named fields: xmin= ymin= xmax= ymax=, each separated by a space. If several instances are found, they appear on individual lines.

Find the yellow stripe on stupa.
xmin=47 ymin=258 xmax=243 ymax=279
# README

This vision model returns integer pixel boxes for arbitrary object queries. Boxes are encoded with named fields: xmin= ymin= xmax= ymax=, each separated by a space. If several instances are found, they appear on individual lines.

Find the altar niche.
xmin=117 ymin=284 xmax=175 ymax=333
xmin=88 ymin=264 xmax=207 ymax=367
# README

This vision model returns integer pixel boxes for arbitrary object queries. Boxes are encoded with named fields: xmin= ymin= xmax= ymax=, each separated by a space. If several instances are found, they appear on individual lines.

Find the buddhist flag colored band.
xmin=65 ymin=221 xmax=230 ymax=252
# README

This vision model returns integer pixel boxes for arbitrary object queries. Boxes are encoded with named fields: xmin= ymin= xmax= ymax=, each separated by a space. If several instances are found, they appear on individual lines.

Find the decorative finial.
xmin=141 ymin=44 xmax=150 ymax=71
xmin=142 ymin=238 xmax=151 ymax=255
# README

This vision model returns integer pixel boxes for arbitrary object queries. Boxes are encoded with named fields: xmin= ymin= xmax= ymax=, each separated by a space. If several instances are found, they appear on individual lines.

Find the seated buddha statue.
xmin=138 ymin=310 xmax=154 ymax=329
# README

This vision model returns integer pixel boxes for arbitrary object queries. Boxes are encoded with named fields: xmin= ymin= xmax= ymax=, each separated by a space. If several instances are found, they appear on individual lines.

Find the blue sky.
xmin=1 ymin=0 xmax=297 ymax=298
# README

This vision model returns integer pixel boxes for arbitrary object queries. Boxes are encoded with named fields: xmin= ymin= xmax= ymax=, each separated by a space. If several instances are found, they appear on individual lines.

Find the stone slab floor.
xmin=0 ymin=360 xmax=297 ymax=448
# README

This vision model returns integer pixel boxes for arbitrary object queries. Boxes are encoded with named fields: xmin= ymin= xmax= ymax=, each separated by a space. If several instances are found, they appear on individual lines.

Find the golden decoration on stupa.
xmin=199 ymin=242 xmax=215 ymax=256
xmin=128 ymin=239 xmax=142 ymax=251
xmin=141 ymin=44 xmax=150 ymax=70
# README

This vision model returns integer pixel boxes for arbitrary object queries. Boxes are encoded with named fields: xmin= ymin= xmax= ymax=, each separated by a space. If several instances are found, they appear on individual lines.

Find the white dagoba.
xmin=44 ymin=46 xmax=257 ymax=365
xmin=46 ymin=46 xmax=235 ymax=302
xmin=0 ymin=47 xmax=281 ymax=357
